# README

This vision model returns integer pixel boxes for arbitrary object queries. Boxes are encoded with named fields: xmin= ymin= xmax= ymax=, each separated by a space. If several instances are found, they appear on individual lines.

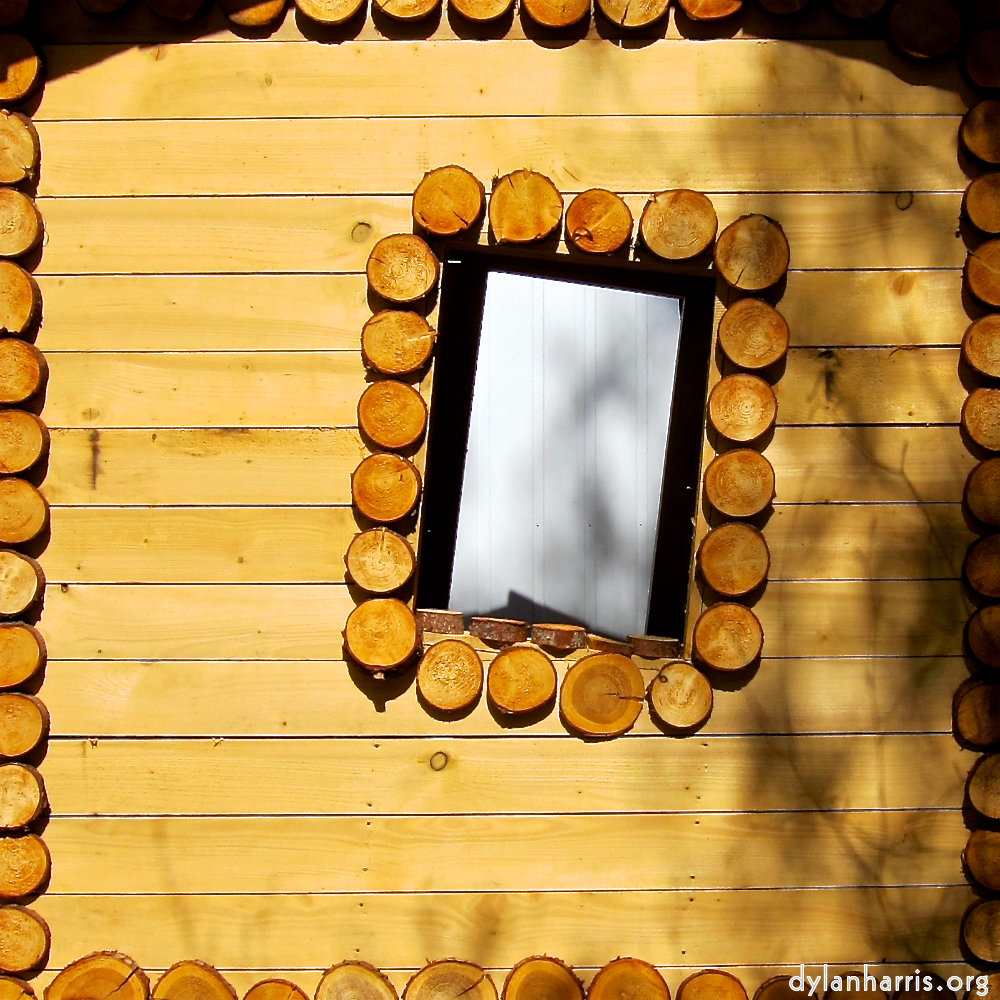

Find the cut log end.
xmin=677 ymin=971 xmax=747 ymax=1000
xmin=345 ymin=528 xmax=416 ymax=594
xmin=0 ymin=552 xmax=42 ymax=618
xmin=595 ymin=0 xmax=668 ymax=29
xmin=752 ymin=978 xmax=799 ymax=1000
xmin=530 ymin=622 xmax=587 ymax=651
xmin=469 ymin=617 xmax=529 ymax=644
xmin=967 ymin=458 xmax=1000 ymax=527
xmin=963 ymin=314 xmax=1000 ymax=381
xmin=693 ymin=602 xmax=764 ymax=671
xmin=714 ymin=214 xmax=790 ymax=291
xmin=967 ymin=29 xmax=1000 ymax=91
xmin=967 ymin=829 xmax=1000 ymax=891
xmin=0 ymin=114 xmax=36 ymax=186
xmin=589 ymin=960 xmax=670 ymax=1000
xmin=315 ymin=963 xmax=398 ymax=1000
xmin=412 ymin=165 xmax=484 ymax=235
xmin=219 ymin=0 xmax=287 ymax=23
xmin=968 ymin=241 xmax=1000 ymax=309
xmin=970 ymin=605 xmax=1000 ymax=669
xmin=587 ymin=634 xmax=633 ymax=656
xmin=0 ymin=763 xmax=43 ymax=829
xmin=0 ymin=693 xmax=46 ymax=759
xmin=0 ymin=37 xmax=41 ymax=107
xmin=0 ymin=624 xmax=43 ymax=690
xmin=366 ymin=235 xmax=440 ymax=304
xmin=373 ymin=0 xmax=440 ymax=21
xmin=698 ymin=522 xmax=770 ymax=596
xmin=0 ymin=341 xmax=44 ymax=406
xmin=293 ymin=0 xmax=365 ymax=21
xmin=487 ymin=645 xmax=557 ymax=714
xmin=704 ymin=448 xmax=775 ymax=519
xmin=449 ymin=0 xmax=516 ymax=20
xmin=0 ymin=481 xmax=46 ymax=547
xmin=964 ymin=898 xmax=1000 ymax=964
xmin=675 ymin=0 xmax=742 ymax=20
xmin=966 ymin=534 xmax=1000 ymax=599
xmin=343 ymin=598 xmax=419 ymax=674
xmin=627 ymin=634 xmax=682 ymax=659
xmin=520 ymin=0 xmax=589 ymax=26
xmin=0 ymin=412 xmax=46 ymax=478
xmin=955 ymin=677 xmax=1000 ymax=748
xmin=489 ymin=170 xmax=564 ymax=243
xmin=648 ymin=661 xmax=713 ymax=731
xmin=970 ymin=753 xmax=1000 ymax=819
xmin=640 ymin=189 xmax=718 ymax=261
xmin=559 ymin=652 xmax=645 ymax=737
xmin=416 ymin=638 xmax=484 ymax=712
xmin=965 ymin=175 xmax=1000 ymax=236
xmin=963 ymin=101 xmax=1000 ymax=165
xmin=0 ymin=264 xmax=39 ymax=340
xmin=718 ymin=298 xmax=790 ymax=370
xmin=708 ymin=373 xmax=778 ymax=442
xmin=0 ymin=2 xmax=27 ymax=26
xmin=404 ymin=963 xmax=497 ymax=1000
xmin=0 ymin=905 xmax=47 ymax=974
xmin=358 ymin=380 xmax=427 ymax=451
xmin=963 ymin=388 xmax=1000 ymax=452
xmin=502 ymin=958 xmax=583 ymax=1000
xmin=0 ymin=976 xmax=34 ymax=1000
xmin=565 ymin=189 xmax=633 ymax=254
xmin=414 ymin=609 xmax=465 ymax=635
xmin=153 ymin=964 xmax=237 ymax=1000
xmin=244 ymin=981 xmax=308 ymax=1000
xmin=0 ymin=834 xmax=48 ymax=899
xmin=0 ymin=192 xmax=40 ymax=261
xmin=888 ymin=0 xmax=962 ymax=58
xmin=351 ymin=453 xmax=421 ymax=523
xmin=361 ymin=311 xmax=435 ymax=376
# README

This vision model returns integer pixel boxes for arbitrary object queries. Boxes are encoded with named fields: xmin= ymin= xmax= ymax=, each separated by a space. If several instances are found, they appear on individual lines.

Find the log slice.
xmin=0 ymin=552 xmax=42 ymax=617
xmin=404 ymin=963 xmax=497 ymax=1000
xmin=358 ymin=380 xmax=427 ymax=451
xmin=588 ymin=959 xmax=670 ymax=1000
xmin=0 ymin=481 xmax=45 ymax=547
xmin=294 ymin=0 xmax=365 ymax=21
xmin=530 ymin=622 xmax=587 ymax=651
xmin=964 ymin=101 xmax=1000 ymax=165
xmin=676 ymin=0 xmax=742 ymax=19
xmin=416 ymin=638 xmax=483 ymax=712
xmin=0 ymin=694 xmax=45 ymax=758
xmin=708 ymin=373 xmax=778 ymax=443
xmin=502 ymin=958 xmax=582 ymax=1000
xmin=966 ymin=175 xmax=1000 ymax=236
xmin=315 ymin=963 xmax=398 ymax=1000
xmin=717 ymin=298 xmax=789 ymax=370
xmin=0 ymin=412 xmax=45 ymax=476
xmin=219 ymin=0 xmax=287 ymax=24
xmin=963 ymin=314 xmax=1000 ymax=378
xmin=967 ymin=534 xmax=1000 ymax=598
xmin=489 ymin=170 xmax=563 ymax=243
xmin=714 ymin=215 xmax=789 ymax=291
xmin=0 ymin=341 xmax=43 ymax=404
xmin=559 ymin=652 xmax=645 ymax=737
xmin=698 ymin=522 xmax=770 ymax=596
xmin=0 ymin=976 xmax=33 ymax=1000
xmin=628 ymin=634 xmax=681 ymax=659
xmin=450 ymin=0 xmax=515 ymax=21
xmin=587 ymin=634 xmax=633 ymax=655
xmin=487 ymin=644 xmax=557 ymax=714
xmin=366 ymin=235 xmax=440 ymax=304
xmin=0 ymin=3 xmax=26 ymax=26
xmin=963 ymin=388 xmax=1000 ymax=451
xmin=703 ymin=449 xmax=775 ymax=518
xmin=415 ymin=609 xmax=464 ymax=635
xmin=343 ymin=598 xmax=418 ymax=674
xmin=144 ymin=0 xmax=208 ymax=19
xmin=970 ymin=753 xmax=1000 ymax=818
xmin=964 ymin=897 xmax=1000 ymax=963
xmin=0 ymin=38 xmax=41 ymax=107
xmin=963 ymin=974 xmax=1000 ymax=1000
xmin=245 ymin=982 xmax=308 ymax=1000
xmin=469 ymin=617 xmax=528 ymax=644
xmin=0 ymin=833 xmax=48 ymax=898
xmin=0 ymin=192 xmax=39 ymax=260
xmin=0 ymin=905 xmax=47 ymax=973
xmin=888 ymin=0 xmax=961 ymax=58
xmin=0 ymin=265 xmax=38 ymax=339
xmin=676 ymin=971 xmax=747 ymax=1000
xmin=361 ymin=311 xmax=435 ymax=376
xmin=967 ymin=458 xmax=1000 ymax=526
xmin=351 ymin=453 xmax=421 ymax=523
xmin=520 ymin=0 xmax=589 ymax=25
xmin=373 ymin=0 xmax=440 ymax=20
xmin=639 ymin=190 xmax=717 ymax=261
xmin=829 ymin=0 xmax=886 ymax=13
xmin=0 ymin=763 xmax=43 ymax=828
xmin=693 ymin=602 xmax=763 ymax=671
xmin=648 ymin=661 xmax=713 ymax=730
xmin=412 ymin=166 xmax=484 ymax=235
xmin=967 ymin=29 xmax=1000 ymax=90
xmin=596 ymin=0 xmax=668 ymax=28
xmin=0 ymin=114 xmax=35 ymax=186
xmin=827 ymin=975 xmax=888 ymax=1000
xmin=752 ymin=979 xmax=797 ymax=1000
xmin=967 ymin=828 xmax=1000 ymax=890
xmin=345 ymin=528 xmax=415 ymax=594
xmin=967 ymin=240 xmax=1000 ymax=307
xmin=46 ymin=962 xmax=148 ymax=1000
xmin=955 ymin=676 xmax=1000 ymax=747
xmin=970 ymin=605 xmax=1000 ymax=669
xmin=153 ymin=964 xmax=237 ymax=1000
xmin=0 ymin=624 xmax=42 ymax=689
xmin=565 ymin=189 xmax=633 ymax=254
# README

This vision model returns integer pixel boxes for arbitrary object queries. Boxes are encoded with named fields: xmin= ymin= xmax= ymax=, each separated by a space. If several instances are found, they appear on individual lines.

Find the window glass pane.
xmin=449 ymin=271 xmax=683 ymax=639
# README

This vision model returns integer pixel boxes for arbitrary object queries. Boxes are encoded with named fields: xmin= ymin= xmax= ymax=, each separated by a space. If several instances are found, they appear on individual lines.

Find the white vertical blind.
xmin=450 ymin=271 xmax=683 ymax=639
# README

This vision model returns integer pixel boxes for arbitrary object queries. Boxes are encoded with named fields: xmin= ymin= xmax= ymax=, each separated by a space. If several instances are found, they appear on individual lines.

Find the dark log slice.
xmin=828 ymin=0 xmax=887 ymax=15
xmin=753 ymin=978 xmax=798 ymax=1000
xmin=414 ymin=609 xmax=465 ymax=635
xmin=587 ymin=634 xmax=633 ymax=655
xmin=676 ymin=0 xmax=742 ymax=18
xmin=970 ymin=753 xmax=1000 ymax=819
xmin=955 ymin=676 xmax=1000 ymax=747
xmin=967 ymin=174 xmax=1000 ymax=236
xmin=628 ymin=634 xmax=682 ymax=659
xmin=964 ymin=897 xmax=1000 ymax=963
xmin=962 ymin=387 xmax=1000 ymax=451
xmin=966 ymin=828 xmax=1000 ymax=890
xmin=0 ymin=3 xmax=26 ymax=26
xmin=969 ymin=605 xmax=1000 ymax=669
xmin=966 ymin=458 xmax=1000 ymax=526
xmin=966 ymin=534 xmax=1000 ymax=598
xmin=294 ymin=0 xmax=365 ymax=21
xmin=144 ymin=0 xmax=209 ymax=18
xmin=966 ymin=28 xmax=1000 ymax=91
xmin=963 ymin=101 xmax=1000 ymax=164
xmin=888 ymin=0 xmax=962 ymax=59
xmin=963 ymin=314 xmax=1000 ymax=378
xmin=530 ymin=622 xmax=587 ymax=650
xmin=469 ymin=617 xmax=528 ymax=644
xmin=967 ymin=240 xmax=1000 ymax=308
xmin=219 ymin=0 xmax=287 ymax=23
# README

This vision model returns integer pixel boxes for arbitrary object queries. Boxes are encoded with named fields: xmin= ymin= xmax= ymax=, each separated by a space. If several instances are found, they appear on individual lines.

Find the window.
xmin=416 ymin=245 xmax=715 ymax=642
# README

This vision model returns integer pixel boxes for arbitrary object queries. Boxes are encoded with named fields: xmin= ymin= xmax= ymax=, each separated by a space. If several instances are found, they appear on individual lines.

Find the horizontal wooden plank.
xmin=40 ymin=810 xmax=966 ymax=893
xmin=33 ymin=580 xmax=970 ymax=658
xmin=36 ymin=41 xmax=969 ymax=121
xmin=34 ymin=271 xmax=971 ymax=352
xmin=41 ymin=734 xmax=972 ymax=815
xmin=29 ymin=886 xmax=974 ymax=967
xmin=34 ymin=117 xmax=966 ymax=197
xmin=32 ymin=193 xmax=965 ymax=274
xmin=40 ymin=656 xmax=968 ymax=737
xmin=39 ymin=426 xmax=974 ymax=506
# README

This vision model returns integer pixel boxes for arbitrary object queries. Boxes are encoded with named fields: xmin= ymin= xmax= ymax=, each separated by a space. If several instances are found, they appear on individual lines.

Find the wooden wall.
xmin=21 ymin=1 xmax=984 ymax=991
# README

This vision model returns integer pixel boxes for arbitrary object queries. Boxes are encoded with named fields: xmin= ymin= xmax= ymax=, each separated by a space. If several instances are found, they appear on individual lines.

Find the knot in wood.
xmin=429 ymin=751 xmax=448 ymax=771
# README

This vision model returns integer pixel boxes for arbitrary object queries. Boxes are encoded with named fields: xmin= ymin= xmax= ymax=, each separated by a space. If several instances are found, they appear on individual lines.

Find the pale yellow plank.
xmin=42 ymin=734 xmax=971 ymax=815
xmin=34 ymin=271 xmax=970 ymax=352
xmin=29 ymin=886 xmax=974 ymax=967
xmin=39 ymin=810 xmax=966 ymax=893
xmin=39 ymin=427 xmax=973 ymax=506
xmin=32 ymin=193 xmax=964 ymax=274
xmin=40 ymin=657 xmax=968 ymax=737
xmin=36 ymin=41 xmax=969 ymax=121
xmin=34 ymin=117 xmax=966 ymax=197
